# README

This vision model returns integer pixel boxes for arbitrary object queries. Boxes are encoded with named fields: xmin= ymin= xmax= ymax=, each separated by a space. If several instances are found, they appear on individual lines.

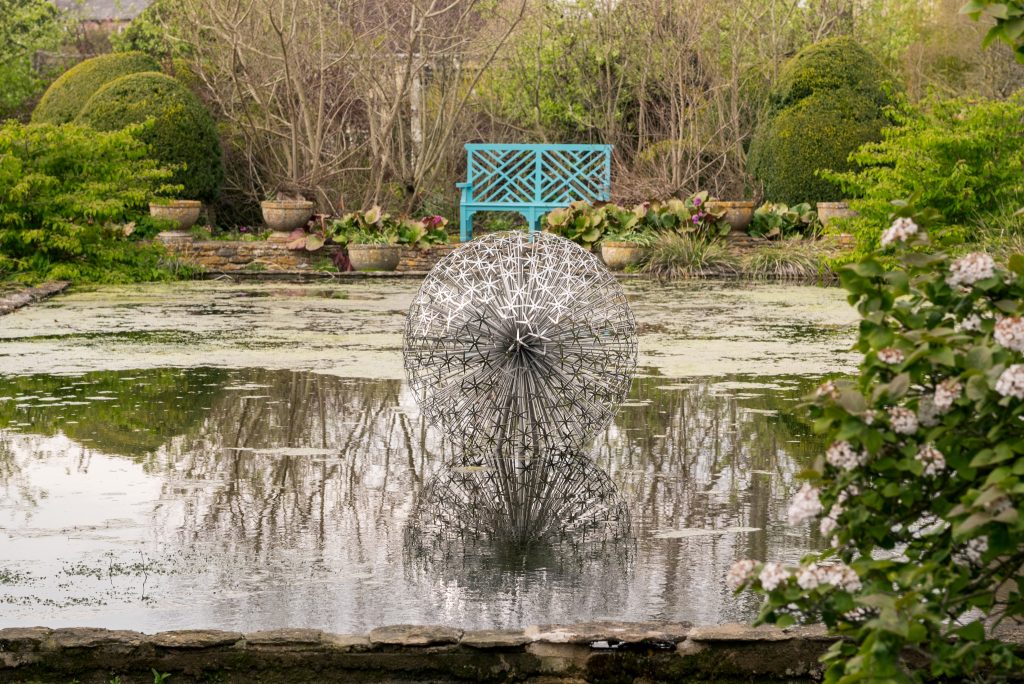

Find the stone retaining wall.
xmin=159 ymin=236 xmax=457 ymax=274
xmin=0 ymin=622 xmax=834 ymax=683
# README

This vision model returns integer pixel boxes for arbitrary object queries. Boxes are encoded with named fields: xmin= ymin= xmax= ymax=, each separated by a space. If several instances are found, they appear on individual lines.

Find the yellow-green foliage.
xmin=0 ymin=121 xmax=184 ymax=284
xmin=76 ymin=71 xmax=223 ymax=202
xmin=31 ymin=51 xmax=160 ymax=124
xmin=749 ymin=37 xmax=895 ymax=205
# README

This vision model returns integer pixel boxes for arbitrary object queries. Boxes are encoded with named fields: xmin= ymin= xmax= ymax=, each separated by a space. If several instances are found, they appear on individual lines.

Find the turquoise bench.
xmin=457 ymin=143 xmax=612 ymax=242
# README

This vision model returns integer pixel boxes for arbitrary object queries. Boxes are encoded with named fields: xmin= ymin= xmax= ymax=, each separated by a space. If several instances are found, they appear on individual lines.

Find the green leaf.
xmin=956 ymin=621 xmax=985 ymax=642
xmin=1009 ymin=253 xmax=1024 ymax=275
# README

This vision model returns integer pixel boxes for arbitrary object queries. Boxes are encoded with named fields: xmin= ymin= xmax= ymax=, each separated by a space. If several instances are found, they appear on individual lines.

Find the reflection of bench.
xmin=457 ymin=143 xmax=612 ymax=242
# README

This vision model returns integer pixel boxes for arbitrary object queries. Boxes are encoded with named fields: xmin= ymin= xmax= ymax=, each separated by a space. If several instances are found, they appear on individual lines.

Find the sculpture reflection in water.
xmin=403 ymin=232 xmax=638 ymax=575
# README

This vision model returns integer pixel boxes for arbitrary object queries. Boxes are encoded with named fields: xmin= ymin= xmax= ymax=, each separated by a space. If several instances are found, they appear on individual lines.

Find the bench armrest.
xmin=455 ymin=182 xmax=472 ymax=189
xmin=456 ymin=182 xmax=473 ymax=202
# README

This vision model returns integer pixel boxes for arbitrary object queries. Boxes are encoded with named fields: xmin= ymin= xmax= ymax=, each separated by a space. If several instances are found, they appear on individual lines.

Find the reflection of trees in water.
xmin=593 ymin=375 xmax=824 ymax=622
xmin=153 ymin=369 xmax=453 ymax=569
xmin=1 ymin=367 xmax=826 ymax=625
xmin=404 ymin=449 xmax=632 ymax=593
xmin=0 ymin=368 xmax=226 ymax=461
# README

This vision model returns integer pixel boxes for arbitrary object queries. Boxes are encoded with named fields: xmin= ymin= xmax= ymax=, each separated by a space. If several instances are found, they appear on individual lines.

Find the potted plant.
xmin=600 ymin=228 xmax=656 ymax=270
xmin=748 ymin=203 xmax=821 ymax=240
xmin=150 ymin=199 xmax=202 ymax=238
xmin=707 ymin=199 xmax=756 ymax=233
xmin=261 ymin=192 xmax=315 ymax=238
xmin=816 ymin=201 xmax=857 ymax=227
xmin=327 ymin=207 xmax=450 ymax=271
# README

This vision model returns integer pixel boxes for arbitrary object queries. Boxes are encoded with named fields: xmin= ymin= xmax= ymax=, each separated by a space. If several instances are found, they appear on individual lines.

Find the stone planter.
xmin=817 ymin=201 xmax=858 ymax=227
xmin=150 ymin=200 xmax=201 ymax=231
xmin=348 ymin=244 xmax=401 ymax=272
xmin=261 ymin=200 xmax=315 ymax=239
xmin=601 ymin=241 xmax=647 ymax=271
xmin=707 ymin=200 xmax=755 ymax=234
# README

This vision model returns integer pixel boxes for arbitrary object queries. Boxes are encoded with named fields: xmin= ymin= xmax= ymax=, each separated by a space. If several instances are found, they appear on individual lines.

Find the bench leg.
xmin=460 ymin=208 xmax=474 ymax=242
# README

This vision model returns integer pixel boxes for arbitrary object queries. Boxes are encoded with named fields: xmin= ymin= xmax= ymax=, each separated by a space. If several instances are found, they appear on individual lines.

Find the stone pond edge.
xmin=0 ymin=281 xmax=69 ymax=317
xmin=0 ymin=622 xmax=842 ymax=681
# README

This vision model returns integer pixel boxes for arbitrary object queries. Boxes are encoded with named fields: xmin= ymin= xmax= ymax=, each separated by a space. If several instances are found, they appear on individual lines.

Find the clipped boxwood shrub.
xmin=31 ymin=52 xmax=161 ymax=125
xmin=768 ymin=37 xmax=892 ymax=112
xmin=749 ymin=91 xmax=890 ymax=206
xmin=749 ymin=37 xmax=895 ymax=205
xmin=76 ymin=71 xmax=223 ymax=202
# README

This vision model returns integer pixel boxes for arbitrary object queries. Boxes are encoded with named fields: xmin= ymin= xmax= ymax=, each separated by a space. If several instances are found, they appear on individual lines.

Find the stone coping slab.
xmin=4 ymin=622 xmax=1019 ymax=682
xmin=0 ymin=281 xmax=69 ymax=316
xmin=0 ymin=622 xmax=838 ymax=683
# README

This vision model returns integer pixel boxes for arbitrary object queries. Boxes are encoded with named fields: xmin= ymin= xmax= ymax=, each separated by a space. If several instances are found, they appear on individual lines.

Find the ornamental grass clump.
xmin=729 ymin=202 xmax=1024 ymax=682
xmin=642 ymin=233 xmax=738 ymax=280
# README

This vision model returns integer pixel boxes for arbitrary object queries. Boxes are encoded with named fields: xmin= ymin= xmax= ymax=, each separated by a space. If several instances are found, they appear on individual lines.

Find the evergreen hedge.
xmin=749 ymin=37 xmax=895 ymax=205
xmin=76 ymin=71 xmax=223 ymax=202
xmin=31 ymin=52 xmax=161 ymax=125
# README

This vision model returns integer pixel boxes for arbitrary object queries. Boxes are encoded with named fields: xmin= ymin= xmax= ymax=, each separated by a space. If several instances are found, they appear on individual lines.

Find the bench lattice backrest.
xmin=465 ymin=144 xmax=611 ymax=206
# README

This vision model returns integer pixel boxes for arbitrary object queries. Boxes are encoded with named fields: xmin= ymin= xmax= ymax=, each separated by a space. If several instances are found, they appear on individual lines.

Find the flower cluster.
xmin=726 ymin=559 xmax=758 ymax=591
xmin=946 ymin=252 xmax=996 ymax=287
xmin=787 ymin=483 xmax=822 ymax=526
xmin=825 ymin=440 xmax=867 ymax=471
xmin=995 ymin=364 xmax=1024 ymax=399
xmin=877 ymin=347 xmax=905 ymax=365
xmin=794 ymin=562 xmax=861 ymax=592
xmin=819 ymin=502 xmax=843 ymax=540
xmin=957 ymin=313 xmax=983 ymax=332
xmin=758 ymin=562 xmax=790 ymax=591
xmin=915 ymin=444 xmax=946 ymax=477
xmin=933 ymin=378 xmax=963 ymax=411
xmin=814 ymin=380 xmax=839 ymax=400
xmin=887 ymin=406 xmax=919 ymax=435
xmin=880 ymin=217 xmax=918 ymax=247
xmin=995 ymin=316 xmax=1024 ymax=353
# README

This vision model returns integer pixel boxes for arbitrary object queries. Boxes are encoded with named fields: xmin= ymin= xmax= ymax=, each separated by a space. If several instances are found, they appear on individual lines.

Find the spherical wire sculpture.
xmin=403 ymin=231 xmax=638 ymax=456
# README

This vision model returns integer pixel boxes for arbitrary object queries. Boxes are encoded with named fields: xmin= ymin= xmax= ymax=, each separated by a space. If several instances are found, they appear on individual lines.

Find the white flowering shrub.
xmin=730 ymin=207 xmax=1024 ymax=681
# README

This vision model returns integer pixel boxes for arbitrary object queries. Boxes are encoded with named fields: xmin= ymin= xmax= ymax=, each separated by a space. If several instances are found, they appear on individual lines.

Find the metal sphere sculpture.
xmin=403 ymin=231 xmax=637 ymax=455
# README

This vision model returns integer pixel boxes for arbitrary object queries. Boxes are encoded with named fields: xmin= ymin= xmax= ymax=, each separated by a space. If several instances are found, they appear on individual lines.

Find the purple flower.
xmin=692 ymin=215 xmax=700 ymax=224
xmin=693 ymin=197 xmax=702 ymax=206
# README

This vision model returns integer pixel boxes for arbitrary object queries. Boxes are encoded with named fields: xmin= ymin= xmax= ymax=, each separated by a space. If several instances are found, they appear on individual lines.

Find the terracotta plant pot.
xmin=348 ymin=244 xmax=401 ymax=272
xmin=261 ymin=199 xmax=315 ymax=236
xmin=601 ymin=241 xmax=647 ymax=271
xmin=817 ymin=201 xmax=858 ymax=227
xmin=150 ymin=200 xmax=202 ymax=230
xmin=707 ymin=200 xmax=755 ymax=234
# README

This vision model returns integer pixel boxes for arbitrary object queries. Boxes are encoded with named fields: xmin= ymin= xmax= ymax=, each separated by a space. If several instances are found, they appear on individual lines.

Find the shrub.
xmin=75 ymin=71 xmax=223 ymax=202
xmin=824 ymin=94 xmax=1024 ymax=257
xmin=768 ymin=36 xmax=893 ymax=112
xmin=730 ymin=204 xmax=1024 ymax=681
xmin=0 ymin=122 xmax=188 ymax=283
xmin=31 ymin=52 xmax=161 ymax=125
xmin=642 ymin=234 xmax=738 ymax=280
xmin=748 ymin=202 xmax=821 ymax=239
xmin=748 ymin=38 xmax=895 ymax=205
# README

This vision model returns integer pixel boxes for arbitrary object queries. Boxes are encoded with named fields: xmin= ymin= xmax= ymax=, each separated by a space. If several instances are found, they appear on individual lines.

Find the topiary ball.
xmin=748 ymin=37 xmax=896 ymax=205
xmin=748 ymin=91 xmax=889 ymax=205
xmin=32 ymin=52 xmax=161 ymax=125
xmin=75 ymin=71 xmax=223 ymax=202
xmin=769 ymin=37 xmax=892 ymax=112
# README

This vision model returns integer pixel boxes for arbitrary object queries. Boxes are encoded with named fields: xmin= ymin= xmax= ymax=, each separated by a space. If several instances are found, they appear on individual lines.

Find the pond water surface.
xmin=0 ymin=280 xmax=856 ymax=632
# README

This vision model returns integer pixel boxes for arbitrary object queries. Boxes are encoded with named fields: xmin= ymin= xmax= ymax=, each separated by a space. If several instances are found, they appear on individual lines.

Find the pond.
xmin=0 ymin=280 xmax=857 ymax=633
